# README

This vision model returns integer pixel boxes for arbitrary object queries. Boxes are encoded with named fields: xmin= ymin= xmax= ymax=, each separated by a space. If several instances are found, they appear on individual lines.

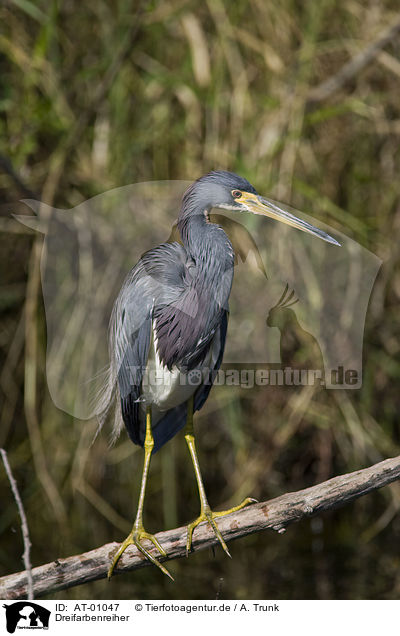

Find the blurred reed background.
xmin=1 ymin=0 xmax=400 ymax=599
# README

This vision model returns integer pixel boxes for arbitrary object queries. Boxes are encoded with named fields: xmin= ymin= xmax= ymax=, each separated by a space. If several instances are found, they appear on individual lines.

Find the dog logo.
xmin=3 ymin=602 xmax=50 ymax=633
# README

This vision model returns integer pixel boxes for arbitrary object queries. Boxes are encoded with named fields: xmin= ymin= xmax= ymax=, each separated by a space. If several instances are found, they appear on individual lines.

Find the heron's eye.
xmin=232 ymin=189 xmax=242 ymax=199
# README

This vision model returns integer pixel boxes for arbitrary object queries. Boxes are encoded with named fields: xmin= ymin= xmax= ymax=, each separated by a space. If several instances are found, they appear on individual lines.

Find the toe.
xmin=108 ymin=530 xmax=172 ymax=581
xmin=134 ymin=539 xmax=174 ymax=580
xmin=144 ymin=532 xmax=167 ymax=557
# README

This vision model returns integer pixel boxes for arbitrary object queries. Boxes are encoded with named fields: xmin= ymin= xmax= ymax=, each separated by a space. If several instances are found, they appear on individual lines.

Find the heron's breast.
xmin=141 ymin=323 xmax=217 ymax=411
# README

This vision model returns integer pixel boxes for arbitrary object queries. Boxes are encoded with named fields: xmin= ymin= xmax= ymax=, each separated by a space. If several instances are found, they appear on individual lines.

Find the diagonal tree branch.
xmin=1 ymin=455 xmax=400 ymax=600
xmin=307 ymin=18 xmax=400 ymax=104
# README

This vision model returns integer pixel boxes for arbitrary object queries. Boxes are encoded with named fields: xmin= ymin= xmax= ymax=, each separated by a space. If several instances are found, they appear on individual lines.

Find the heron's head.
xmin=183 ymin=170 xmax=340 ymax=246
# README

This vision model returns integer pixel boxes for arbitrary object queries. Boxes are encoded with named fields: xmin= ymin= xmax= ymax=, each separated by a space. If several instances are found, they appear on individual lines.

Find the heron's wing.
xmin=95 ymin=267 xmax=154 ymax=445
xmin=117 ymin=316 xmax=151 ymax=445
xmin=103 ymin=240 xmax=230 ymax=448
xmin=151 ymin=310 xmax=228 ymax=452
xmin=105 ymin=242 xmax=189 ymax=445
xmin=146 ymin=243 xmax=232 ymax=370
xmin=192 ymin=309 xmax=228 ymax=411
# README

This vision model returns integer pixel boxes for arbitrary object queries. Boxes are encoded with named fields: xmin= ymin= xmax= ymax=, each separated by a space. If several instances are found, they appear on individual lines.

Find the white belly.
xmin=141 ymin=324 xmax=219 ymax=412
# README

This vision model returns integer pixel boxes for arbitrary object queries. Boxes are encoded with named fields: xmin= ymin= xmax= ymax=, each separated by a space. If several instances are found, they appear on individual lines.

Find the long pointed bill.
xmin=239 ymin=192 xmax=341 ymax=246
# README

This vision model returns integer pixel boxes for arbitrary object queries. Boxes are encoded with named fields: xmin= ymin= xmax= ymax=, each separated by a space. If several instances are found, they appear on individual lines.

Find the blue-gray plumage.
xmin=114 ymin=238 xmax=230 ymax=452
xmin=104 ymin=170 xmax=340 ymax=580
xmin=110 ymin=178 xmax=238 ymax=453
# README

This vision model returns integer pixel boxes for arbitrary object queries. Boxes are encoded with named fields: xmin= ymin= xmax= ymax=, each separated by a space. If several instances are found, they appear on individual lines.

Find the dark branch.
xmin=1 ymin=455 xmax=400 ymax=600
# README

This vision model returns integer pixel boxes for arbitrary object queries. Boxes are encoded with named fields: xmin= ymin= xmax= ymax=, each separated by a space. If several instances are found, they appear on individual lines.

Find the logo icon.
xmin=3 ymin=602 xmax=50 ymax=633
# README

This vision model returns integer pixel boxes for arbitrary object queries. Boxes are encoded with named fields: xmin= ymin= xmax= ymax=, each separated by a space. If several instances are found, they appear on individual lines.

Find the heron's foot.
xmin=186 ymin=497 xmax=256 ymax=557
xmin=108 ymin=525 xmax=173 ymax=581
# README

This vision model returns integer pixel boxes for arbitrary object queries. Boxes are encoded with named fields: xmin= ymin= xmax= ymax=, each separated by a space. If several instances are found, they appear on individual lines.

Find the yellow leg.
xmin=108 ymin=407 xmax=173 ymax=581
xmin=184 ymin=396 xmax=256 ymax=556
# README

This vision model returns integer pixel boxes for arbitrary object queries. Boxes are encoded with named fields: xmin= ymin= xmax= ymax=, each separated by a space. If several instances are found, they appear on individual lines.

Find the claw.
xmin=108 ymin=527 xmax=173 ymax=581
xmin=186 ymin=497 xmax=255 ymax=556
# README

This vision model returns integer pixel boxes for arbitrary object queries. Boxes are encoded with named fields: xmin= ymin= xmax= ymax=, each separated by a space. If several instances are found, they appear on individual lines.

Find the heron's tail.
xmin=88 ymin=362 xmax=124 ymax=445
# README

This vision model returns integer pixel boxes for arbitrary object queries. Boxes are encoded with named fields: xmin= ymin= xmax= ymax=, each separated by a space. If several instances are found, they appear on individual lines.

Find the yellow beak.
xmin=239 ymin=191 xmax=340 ymax=246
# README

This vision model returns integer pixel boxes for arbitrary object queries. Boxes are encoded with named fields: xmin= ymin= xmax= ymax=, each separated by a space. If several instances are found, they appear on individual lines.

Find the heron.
xmin=103 ymin=170 xmax=340 ymax=580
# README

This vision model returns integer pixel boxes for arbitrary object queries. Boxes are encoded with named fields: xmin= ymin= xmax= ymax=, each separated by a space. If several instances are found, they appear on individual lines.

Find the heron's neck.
xmin=178 ymin=210 xmax=233 ymax=269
